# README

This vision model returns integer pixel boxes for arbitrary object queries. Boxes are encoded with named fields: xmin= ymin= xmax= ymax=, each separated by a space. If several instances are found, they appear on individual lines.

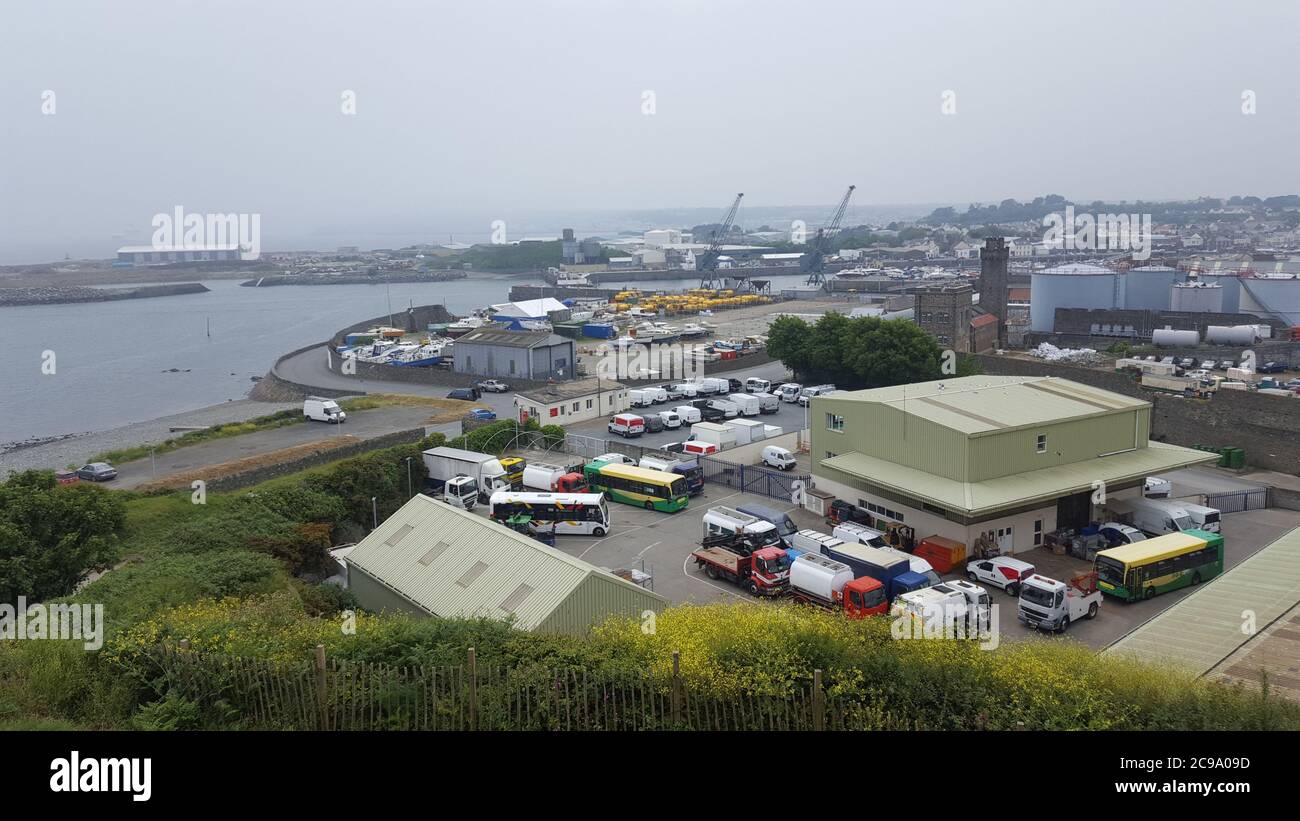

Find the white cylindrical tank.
xmin=1151 ymin=328 xmax=1200 ymax=347
xmin=789 ymin=553 xmax=853 ymax=601
xmin=1198 ymin=272 xmax=1242 ymax=313
xmin=1125 ymin=265 xmax=1182 ymax=311
xmin=1205 ymin=325 xmax=1259 ymax=345
xmin=1030 ymin=263 xmax=1122 ymax=332
xmin=1170 ymin=282 xmax=1223 ymax=313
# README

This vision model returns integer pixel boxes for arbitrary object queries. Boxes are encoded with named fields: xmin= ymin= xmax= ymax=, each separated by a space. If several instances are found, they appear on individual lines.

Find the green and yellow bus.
xmin=1094 ymin=529 xmax=1224 ymax=601
xmin=583 ymin=461 xmax=689 ymax=513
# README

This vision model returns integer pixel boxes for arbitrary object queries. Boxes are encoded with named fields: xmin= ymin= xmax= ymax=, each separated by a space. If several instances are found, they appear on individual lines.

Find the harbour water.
xmin=0 ymin=276 xmax=537 ymax=445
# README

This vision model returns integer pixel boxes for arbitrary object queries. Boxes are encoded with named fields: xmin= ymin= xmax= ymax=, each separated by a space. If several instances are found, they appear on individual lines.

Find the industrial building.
xmin=343 ymin=495 xmax=667 ymax=634
xmin=809 ymin=375 xmax=1216 ymax=555
xmin=453 ymin=328 xmax=577 ymax=381
xmin=515 ymin=377 xmax=628 ymax=424
xmin=489 ymin=298 xmax=570 ymax=326
xmin=115 ymin=244 xmax=248 ymax=265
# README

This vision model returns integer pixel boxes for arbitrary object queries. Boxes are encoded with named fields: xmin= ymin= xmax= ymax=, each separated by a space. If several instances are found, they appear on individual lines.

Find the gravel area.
xmin=0 ymin=399 xmax=300 ymax=475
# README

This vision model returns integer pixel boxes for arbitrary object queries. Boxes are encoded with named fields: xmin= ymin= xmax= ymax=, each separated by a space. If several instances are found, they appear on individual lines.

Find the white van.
xmin=727 ymin=393 xmax=760 ymax=417
xmin=777 ymin=383 xmax=803 ymax=403
xmin=658 ymin=410 xmax=682 ymax=429
xmin=831 ymin=521 xmax=888 ymax=549
xmin=699 ymin=377 xmax=731 ymax=395
xmin=706 ymin=399 xmax=739 ymax=418
xmin=753 ymin=392 xmax=780 ymax=413
xmin=628 ymin=389 xmax=654 ymax=408
xmin=1178 ymin=502 xmax=1222 ymax=534
xmin=645 ymin=386 xmax=669 ymax=404
xmin=304 ymin=397 xmax=347 ymax=423
xmin=671 ymin=383 xmax=699 ymax=399
xmin=673 ymin=404 xmax=701 ymax=424
xmin=607 ymin=413 xmax=645 ymax=438
xmin=798 ymin=384 xmax=836 ymax=406
xmin=702 ymin=506 xmax=781 ymax=547
xmin=1108 ymin=497 xmax=1195 ymax=536
xmin=745 ymin=377 xmax=772 ymax=394
xmin=762 ymin=445 xmax=796 ymax=471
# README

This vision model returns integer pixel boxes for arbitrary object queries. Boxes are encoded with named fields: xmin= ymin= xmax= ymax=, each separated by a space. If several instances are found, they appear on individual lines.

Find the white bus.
xmin=488 ymin=492 xmax=611 ymax=536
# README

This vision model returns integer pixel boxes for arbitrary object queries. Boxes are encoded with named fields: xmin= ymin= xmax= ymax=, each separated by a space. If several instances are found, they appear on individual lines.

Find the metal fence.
xmin=147 ymin=645 xmax=904 ymax=731
xmin=1203 ymin=487 xmax=1270 ymax=514
xmin=698 ymin=455 xmax=811 ymax=502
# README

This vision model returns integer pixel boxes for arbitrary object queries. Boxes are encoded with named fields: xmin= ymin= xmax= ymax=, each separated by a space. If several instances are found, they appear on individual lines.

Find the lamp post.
xmin=371 ymin=496 xmax=378 ymax=530
xmin=405 ymin=457 xmax=413 ymax=498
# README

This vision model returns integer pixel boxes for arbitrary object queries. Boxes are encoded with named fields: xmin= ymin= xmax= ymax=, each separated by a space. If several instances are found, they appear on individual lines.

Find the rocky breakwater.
xmin=0 ymin=282 xmax=210 ymax=306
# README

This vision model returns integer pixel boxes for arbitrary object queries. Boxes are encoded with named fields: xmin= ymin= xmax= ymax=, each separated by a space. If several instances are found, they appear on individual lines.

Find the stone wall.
xmin=197 ymin=428 xmax=426 ymax=493
xmin=975 ymin=354 xmax=1300 ymax=475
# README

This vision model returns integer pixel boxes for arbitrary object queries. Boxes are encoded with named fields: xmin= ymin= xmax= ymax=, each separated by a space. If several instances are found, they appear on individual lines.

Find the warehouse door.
xmin=1056 ymin=491 xmax=1092 ymax=531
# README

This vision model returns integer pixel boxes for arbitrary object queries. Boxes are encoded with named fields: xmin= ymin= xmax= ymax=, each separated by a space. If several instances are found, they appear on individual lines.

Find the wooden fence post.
xmin=670 ymin=651 xmax=682 ymax=728
xmin=812 ymin=668 xmax=825 ymax=731
xmin=468 ymin=647 xmax=478 ymax=731
xmin=314 ymin=644 xmax=328 ymax=731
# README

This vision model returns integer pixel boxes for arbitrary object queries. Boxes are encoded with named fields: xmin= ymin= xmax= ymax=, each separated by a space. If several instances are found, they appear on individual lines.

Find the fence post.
xmin=468 ymin=646 xmax=478 ymax=731
xmin=812 ymin=668 xmax=825 ymax=731
xmin=670 ymin=651 xmax=682 ymax=728
xmin=314 ymin=644 xmax=328 ymax=731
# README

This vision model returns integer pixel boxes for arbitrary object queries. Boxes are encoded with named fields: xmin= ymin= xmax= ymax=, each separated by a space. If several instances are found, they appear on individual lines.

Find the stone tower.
xmin=979 ymin=237 xmax=1009 ymax=348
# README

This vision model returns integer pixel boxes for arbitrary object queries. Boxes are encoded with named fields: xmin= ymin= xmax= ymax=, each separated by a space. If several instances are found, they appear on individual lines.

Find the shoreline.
xmin=0 ymin=282 xmax=211 ymax=307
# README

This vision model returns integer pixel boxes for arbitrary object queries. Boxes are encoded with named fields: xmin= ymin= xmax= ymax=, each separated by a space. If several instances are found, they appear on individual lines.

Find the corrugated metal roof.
xmin=1105 ymin=526 xmax=1300 ymax=675
xmin=822 ymin=441 xmax=1216 ymax=515
xmin=346 ymin=495 xmax=665 ymax=630
xmin=822 ymin=376 xmax=1146 ymax=434
xmin=457 ymin=328 xmax=570 ymax=349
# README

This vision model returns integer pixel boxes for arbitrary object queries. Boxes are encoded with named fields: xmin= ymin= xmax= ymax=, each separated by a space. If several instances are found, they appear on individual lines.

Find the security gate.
xmin=699 ymin=455 xmax=810 ymax=502
xmin=1203 ymin=487 xmax=1270 ymax=514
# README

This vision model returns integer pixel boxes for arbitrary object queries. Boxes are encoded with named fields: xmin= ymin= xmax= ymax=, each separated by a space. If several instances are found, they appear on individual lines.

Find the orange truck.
xmin=788 ymin=553 xmax=888 ymax=617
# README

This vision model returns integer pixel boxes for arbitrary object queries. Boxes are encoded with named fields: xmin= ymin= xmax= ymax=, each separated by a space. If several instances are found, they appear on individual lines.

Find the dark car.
xmin=644 ymin=414 xmax=665 ymax=434
xmin=690 ymin=399 xmax=725 ymax=422
xmin=447 ymin=387 xmax=482 ymax=401
xmin=1258 ymin=361 xmax=1287 ymax=374
xmin=727 ymin=378 xmax=744 ymax=393
xmin=76 ymin=462 xmax=118 ymax=482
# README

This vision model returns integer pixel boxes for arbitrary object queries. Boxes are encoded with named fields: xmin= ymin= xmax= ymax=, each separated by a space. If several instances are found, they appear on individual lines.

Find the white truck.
xmin=727 ymin=393 xmax=761 ymax=417
xmin=725 ymin=418 xmax=764 ymax=445
xmin=777 ymin=382 xmax=803 ymax=403
xmin=752 ymin=392 xmax=780 ymax=413
xmin=422 ymin=446 xmax=512 ymax=508
xmin=522 ymin=462 xmax=585 ymax=493
xmin=891 ymin=586 xmax=968 ymax=636
xmin=1016 ymin=573 xmax=1102 ymax=633
xmin=628 ymin=389 xmax=655 ymax=408
xmin=701 ymin=506 xmax=781 ymax=547
xmin=689 ymin=422 xmax=736 ymax=450
xmin=303 ymin=396 xmax=347 ymax=423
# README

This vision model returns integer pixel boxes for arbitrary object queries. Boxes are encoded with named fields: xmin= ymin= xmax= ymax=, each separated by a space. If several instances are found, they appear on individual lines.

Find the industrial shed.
xmin=453 ymin=328 xmax=577 ymax=381
xmin=344 ymin=495 xmax=666 ymax=634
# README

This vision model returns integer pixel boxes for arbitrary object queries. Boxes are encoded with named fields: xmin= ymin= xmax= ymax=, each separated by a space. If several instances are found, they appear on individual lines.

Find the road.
xmin=112 ymin=406 xmax=453 ymax=489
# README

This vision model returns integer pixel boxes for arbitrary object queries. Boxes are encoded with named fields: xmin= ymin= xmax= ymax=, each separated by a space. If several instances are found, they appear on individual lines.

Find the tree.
xmin=0 ymin=471 xmax=126 ymax=604
xmin=767 ymin=314 xmax=952 ymax=390
xmin=766 ymin=316 xmax=814 ymax=380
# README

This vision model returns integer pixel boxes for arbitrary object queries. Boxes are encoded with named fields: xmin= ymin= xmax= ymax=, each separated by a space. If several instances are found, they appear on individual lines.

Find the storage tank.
xmin=1151 ymin=328 xmax=1200 ymax=347
xmin=1124 ymin=265 xmax=1182 ymax=311
xmin=1205 ymin=325 xmax=1259 ymax=346
xmin=1198 ymin=271 xmax=1243 ymax=313
xmin=1030 ymin=263 xmax=1123 ymax=332
xmin=789 ymin=553 xmax=854 ymax=602
xmin=1170 ymin=282 xmax=1224 ymax=313
xmin=1239 ymin=276 xmax=1300 ymax=327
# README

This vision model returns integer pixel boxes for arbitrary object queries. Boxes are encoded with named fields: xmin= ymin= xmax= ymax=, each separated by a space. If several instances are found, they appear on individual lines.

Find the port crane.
xmin=698 ymin=192 xmax=744 ymax=290
xmin=802 ymin=185 xmax=856 ymax=286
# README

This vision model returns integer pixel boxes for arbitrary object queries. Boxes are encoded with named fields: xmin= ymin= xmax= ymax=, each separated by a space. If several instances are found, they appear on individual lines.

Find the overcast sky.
xmin=2 ymin=0 xmax=1298 ymax=262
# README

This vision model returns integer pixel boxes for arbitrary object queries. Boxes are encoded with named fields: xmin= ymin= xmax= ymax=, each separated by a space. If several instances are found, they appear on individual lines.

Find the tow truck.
xmin=1017 ymin=572 xmax=1102 ymax=633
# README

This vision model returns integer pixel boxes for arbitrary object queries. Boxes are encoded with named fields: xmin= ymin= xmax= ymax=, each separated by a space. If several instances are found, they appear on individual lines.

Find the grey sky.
xmin=2 ymin=0 xmax=1298 ymax=262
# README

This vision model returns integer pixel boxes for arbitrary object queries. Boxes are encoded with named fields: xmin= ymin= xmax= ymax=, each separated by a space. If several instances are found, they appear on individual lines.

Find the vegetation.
xmin=0 ymin=471 xmax=127 ymax=604
xmin=766 ymin=313 xmax=981 ymax=389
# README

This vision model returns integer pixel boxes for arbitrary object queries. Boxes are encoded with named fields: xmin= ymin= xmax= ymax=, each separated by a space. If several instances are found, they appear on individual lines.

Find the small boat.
xmin=698 ymin=309 xmax=713 ymax=317
xmin=679 ymin=323 xmax=709 ymax=339
xmin=445 ymin=316 xmax=487 ymax=337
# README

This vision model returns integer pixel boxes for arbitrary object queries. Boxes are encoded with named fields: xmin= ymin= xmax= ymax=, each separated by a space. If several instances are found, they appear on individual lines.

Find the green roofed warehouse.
xmin=809 ymin=375 xmax=1217 ymax=554
xmin=343 ymin=494 xmax=666 ymax=634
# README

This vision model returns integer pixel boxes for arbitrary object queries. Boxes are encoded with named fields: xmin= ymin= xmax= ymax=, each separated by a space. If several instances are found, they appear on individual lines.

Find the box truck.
xmin=522 ymin=462 xmax=586 ymax=493
xmin=724 ymin=418 xmax=764 ymax=445
xmin=824 ymin=542 xmax=930 ymax=601
xmin=689 ymin=422 xmax=736 ymax=449
xmin=422 ymin=447 xmax=512 ymax=508
xmin=727 ymin=393 xmax=761 ymax=417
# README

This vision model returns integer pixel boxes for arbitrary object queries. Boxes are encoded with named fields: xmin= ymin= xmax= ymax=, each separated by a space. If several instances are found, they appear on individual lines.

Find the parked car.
xmin=475 ymin=379 xmax=510 ymax=393
xmin=1216 ymin=360 xmax=1235 ymax=371
xmin=745 ymin=377 xmax=772 ymax=393
xmin=1098 ymin=522 xmax=1147 ymax=546
xmin=659 ymin=411 xmax=682 ymax=429
xmin=607 ymin=413 xmax=645 ymax=437
xmin=304 ymin=396 xmax=347 ymax=423
xmin=467 ymin=408 xmax=497 ymax=420
xmin=447 ymin=387 xmax=482 ymax=401
xmin=661 ymin=384 xmax=685 ymax=400
xmin=966 ymin=556 xmax=1036 ymax=596
xmin=727 ymin=378 xmax=744 ymax=393
xmin=1199 ymin=359 xmax=1217 ymax=370
xmin=1177 ymin=357 xmax=1195 ymax=368
xmin=595 ymin=453 xmax=636 ymax=465
xmin=77 ymin=462 xmax=118 ymax=482
xmin=644 ymin=414 xmax=665 ymax=434
xmin=1258 ymin=361 xmax=1287 ymax=374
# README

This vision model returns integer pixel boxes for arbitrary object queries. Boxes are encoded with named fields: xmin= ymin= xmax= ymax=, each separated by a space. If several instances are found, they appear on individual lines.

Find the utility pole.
xmin=371 ymin=496 xmax=378 ymax=529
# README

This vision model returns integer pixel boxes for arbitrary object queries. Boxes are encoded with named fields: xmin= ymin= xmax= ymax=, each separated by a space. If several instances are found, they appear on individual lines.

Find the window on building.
xmin=1036 ymin=433 xmax=1047 ymax=453
xmin=572 ymin=402 xmax=579 ymax=412
xmin=826 ymin=412 xmax=844 ymax=432
xmin=586 ymin=399 xmax=593 ymax=409
xmin=1033 ymin=519 xmax=1043 ymax=546
xmin=509 ymin=360 xmax=516 ymax=375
